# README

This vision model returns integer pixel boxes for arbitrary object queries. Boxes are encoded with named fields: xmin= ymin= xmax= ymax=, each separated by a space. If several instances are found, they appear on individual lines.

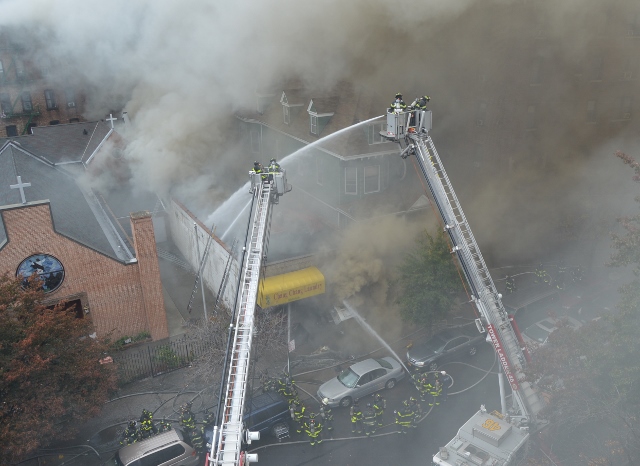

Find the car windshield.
xmin=375 ymin=358 xmax=392 ymax=370
xmin=525 ymin=324 xmax=551 ymax=343
xmin=418 ymin=336 xmax=447 ymax=353
xmin=337 ymin=368 xmax=359 ymax=388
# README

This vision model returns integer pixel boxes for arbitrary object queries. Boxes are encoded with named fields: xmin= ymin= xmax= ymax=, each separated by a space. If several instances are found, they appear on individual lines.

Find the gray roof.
xmin=0 ymin=120 xmax=112 ymax=165
xmin=0 ymin=142 xmax=133 ymax=261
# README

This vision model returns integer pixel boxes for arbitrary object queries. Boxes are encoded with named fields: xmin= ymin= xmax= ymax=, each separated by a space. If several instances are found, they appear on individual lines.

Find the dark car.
xmin=406 ymin=326 xmax=484 ymax=371
xmin=205 ymin=390 xmax=290 ymax=449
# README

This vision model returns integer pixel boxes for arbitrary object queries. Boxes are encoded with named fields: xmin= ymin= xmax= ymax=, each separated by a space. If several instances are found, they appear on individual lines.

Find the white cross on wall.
xmin=10 ymin=175 xmax=31 ymax=204
xmin=106 ymin=113 xmax=117 ymax=129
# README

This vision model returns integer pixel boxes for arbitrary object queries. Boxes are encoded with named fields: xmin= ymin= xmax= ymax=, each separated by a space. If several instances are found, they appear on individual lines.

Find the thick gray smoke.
xmin=1 ymin=0 xmax=637 ymax=295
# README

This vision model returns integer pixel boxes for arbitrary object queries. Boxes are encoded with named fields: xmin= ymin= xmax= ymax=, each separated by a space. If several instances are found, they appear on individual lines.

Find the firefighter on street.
xmin=535 ymin=263 xmax=550 ymax=284
xmin=505 ymin=275 xmax=516 ymax=294
xmin=363 ymin=403 xmax=377 ymax=437
xmin=320 ymin=403 xmax=334 ymax=433
xmin=180 ymin=403 xmax=196 ymax=438
xmin=395 ymin=404 xmax=415 ymax=434
xmin=373 ymin=393 xmax=386 ymax=427
xmin=408 ymin=397 xmax=422 ymax=425
xmin=190 ymin=426 xmax=205 ymax=454
xmin=350 ymin=401 xmax=363 ymax=434
xmin=389 ymin=93 xmax=407 ymax=113
xmin=157 ymin=419 xmax=172 ymax=433
xmin=430 ymin=379 xmax=442 ymax=407
xmin=439 ymin=371 xmax=451 ymax=403
xmin=290 ymin=399 xmax=306 ymax=434
xmin=305 ymin=412 xmax=323 ymax=446
xmin=419 ymin=372 xmax=433 ymax=403
xmin=556 ymin=260 xmax=567 ymax=290
xmin=139 ymin=409 xmax=157 ymax=439
xmin=121 ymin=420 xmax=139 ymax=445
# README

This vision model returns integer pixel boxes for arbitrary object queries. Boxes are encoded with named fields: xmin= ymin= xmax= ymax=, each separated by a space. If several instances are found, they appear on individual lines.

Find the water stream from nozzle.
xmin=206 ymin=115 xmax=384 ymax=237
xmin=343 ymin=300 xmax=410 ymax=373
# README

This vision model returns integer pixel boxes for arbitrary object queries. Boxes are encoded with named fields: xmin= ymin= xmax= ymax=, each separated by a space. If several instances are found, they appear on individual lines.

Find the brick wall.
xmin=130 ymin=211 xmax=168 ymax=340
xmin=0 ymin=201 xmax=168 ymax=341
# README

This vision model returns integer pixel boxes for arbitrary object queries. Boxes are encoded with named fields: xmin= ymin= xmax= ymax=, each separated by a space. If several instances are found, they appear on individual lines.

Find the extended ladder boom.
xmin=385 ymin=110 xmax=542 ymax=423
xmin=211 ymin=170 xmax=288 ymax=466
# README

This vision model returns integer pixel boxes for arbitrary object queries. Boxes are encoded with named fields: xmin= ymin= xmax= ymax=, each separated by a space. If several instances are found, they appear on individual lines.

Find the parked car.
xmin=406 ymin=326 xmax=484 ymax=372
xmin=205 ymin=390 xmax=291 ymax=450
xmin=317 ymin=357 xmax=405 ymax=408
xmin=522 ymin=315 xmax=582 ymax=348
xmin=113 ymin=428 xmax=199 ymax=466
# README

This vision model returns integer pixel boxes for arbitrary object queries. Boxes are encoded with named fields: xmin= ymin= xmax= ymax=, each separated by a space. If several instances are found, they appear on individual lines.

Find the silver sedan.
xmin=317 ymin=357 xmax=405 ymax=408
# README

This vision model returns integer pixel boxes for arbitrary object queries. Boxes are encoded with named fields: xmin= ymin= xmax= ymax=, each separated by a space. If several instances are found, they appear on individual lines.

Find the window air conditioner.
xmin=67 ymin=102 xmax=76 ymax=108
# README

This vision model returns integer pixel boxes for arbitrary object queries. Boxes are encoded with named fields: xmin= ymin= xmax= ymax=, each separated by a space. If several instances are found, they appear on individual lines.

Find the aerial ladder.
xmin=208 ymin=168 xmax=289 ymax=466
xmin=382 ymin=107 xmax=543 ymax=465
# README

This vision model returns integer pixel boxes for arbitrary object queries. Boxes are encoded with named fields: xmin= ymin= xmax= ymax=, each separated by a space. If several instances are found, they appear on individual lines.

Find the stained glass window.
xmin=16 ymin=254 xmax=65 ymax=293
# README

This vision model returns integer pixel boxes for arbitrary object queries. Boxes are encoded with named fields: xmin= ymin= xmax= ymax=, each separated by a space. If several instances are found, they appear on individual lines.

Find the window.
xmin=21 ymin=92 xmax=32 ymax=112
xmin=364 ymin=165 xmax=380 ymax=194
xmin=283 ymin=105 xmax=290 ymax=125
xmin=345 ymin=166 xmax=357 ymax=194
xmin=69 ymin=118 xmax=80 ymax=123
xmin=0 ymin=93 xmax=11 ymax=114
xmin=620 ymin=96 xmax=633 ymax=120
xmin=310 ymin=114 xmax=318 ymax=135
xmin=587 ymin=100 xmax=597 ymax=123
xmin=444 ymin=337 xmax=468 ymax=351
xmin=316 ymin=157 xmax=323 ymax=185
xmin=44 ymin=89 xmax=57 ymax=110
xmin=366 ymin=123 xmax=386 ymax=144
xmin=139 ymin=444 xmax=185 ymax=466
xmin=0 ymin=59 xmax=4 ymax=79
xmin=65 ymin=88 xmax=75 ymax=108
xmin=369 ymin=368 xmax=387 ymax=381
xmin=5 ymin=125 xmax=17 ymax=137
xmin=49 ymin=120 xmax=60 ymax=125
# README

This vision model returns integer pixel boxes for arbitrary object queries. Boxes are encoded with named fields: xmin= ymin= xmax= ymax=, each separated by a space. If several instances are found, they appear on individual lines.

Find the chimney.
xmin=130 ymin=211 xmax=169 ymax=340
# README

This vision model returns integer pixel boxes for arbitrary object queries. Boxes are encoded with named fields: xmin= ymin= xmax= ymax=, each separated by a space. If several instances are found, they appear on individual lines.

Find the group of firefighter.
xmin=119 ymin=402 xmax=210 ymax=456
xmin=280 ymin=368 xmax=451 ymax=445
xmin=503 ymin=262 xmax=584 ymax=294
xmin=251 ymin=157 xmax=281 ymax=182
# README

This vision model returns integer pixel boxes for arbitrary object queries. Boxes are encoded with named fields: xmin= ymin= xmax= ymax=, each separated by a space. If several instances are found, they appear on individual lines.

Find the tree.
xmin=0 ymin=273 xmax=118 ymax=464
xmin=396 ymin=229 xmax=462 ymax=326
xmin=523 ymin=151 xmax=640 ymax=465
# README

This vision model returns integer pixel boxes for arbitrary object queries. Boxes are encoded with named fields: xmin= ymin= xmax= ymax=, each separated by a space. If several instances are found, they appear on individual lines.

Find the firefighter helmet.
xmin=270 ymin=158 xmax=276 ymax=164
xmin=395 ymin=93 xmax=403 ymax=99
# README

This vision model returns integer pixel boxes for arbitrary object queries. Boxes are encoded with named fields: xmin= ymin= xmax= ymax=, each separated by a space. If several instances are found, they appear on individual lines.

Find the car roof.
xmin=116 ymin=429 xmax=184 ymax=464
xmin=349 ymin=358 xmax=384 ymax=376
xmin=247 ymin=391 xmax=287 ymax=412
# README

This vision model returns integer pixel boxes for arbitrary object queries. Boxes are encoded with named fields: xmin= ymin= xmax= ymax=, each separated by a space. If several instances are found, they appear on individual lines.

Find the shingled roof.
xmin=0 ymin=133 xmax=134 ymax=261
xmin=239 ymin=81 xmax=398 ymax=160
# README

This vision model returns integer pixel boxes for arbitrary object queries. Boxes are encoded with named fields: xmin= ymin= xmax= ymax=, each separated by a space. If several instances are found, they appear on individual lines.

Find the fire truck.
xmin=207 ymin=168 xmax=289 ymax=466
xmin=381 ymin=105 xmax=543 ymax=465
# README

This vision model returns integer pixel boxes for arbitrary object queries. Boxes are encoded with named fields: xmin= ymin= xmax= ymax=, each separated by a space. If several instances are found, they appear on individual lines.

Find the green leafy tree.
xmin=523 ymin=151 xmax=640 ymax=465
xmin=0 ymin=273 xmax=118 ymax=464
xmin=396 ymin=229 xmax=462 ymax=326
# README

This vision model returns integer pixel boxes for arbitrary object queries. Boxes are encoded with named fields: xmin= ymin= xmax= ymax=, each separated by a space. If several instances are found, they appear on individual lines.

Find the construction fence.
xmin=113 ymin=336 xmax=212 ymax=385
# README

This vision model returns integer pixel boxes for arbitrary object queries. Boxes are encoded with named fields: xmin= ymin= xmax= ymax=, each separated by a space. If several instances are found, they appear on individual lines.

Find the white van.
xmin=113 ymin=429 xmax=200 ymax=466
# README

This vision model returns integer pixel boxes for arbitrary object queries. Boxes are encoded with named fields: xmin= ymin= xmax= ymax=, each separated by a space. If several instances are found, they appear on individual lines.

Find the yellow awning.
xmin=258 ymin=267 xmax=325 ymax=308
